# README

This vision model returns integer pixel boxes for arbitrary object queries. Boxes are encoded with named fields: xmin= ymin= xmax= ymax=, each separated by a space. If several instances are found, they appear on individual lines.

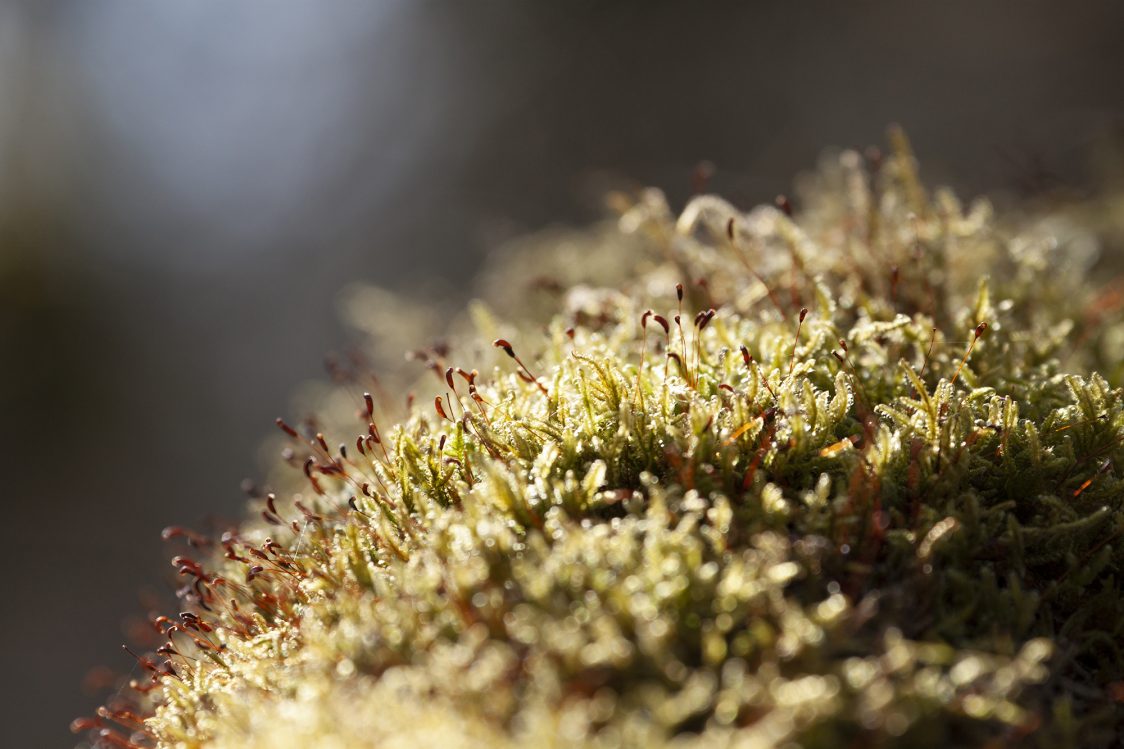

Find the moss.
xmin=81 ymin=130 xmax=1124 ymax=748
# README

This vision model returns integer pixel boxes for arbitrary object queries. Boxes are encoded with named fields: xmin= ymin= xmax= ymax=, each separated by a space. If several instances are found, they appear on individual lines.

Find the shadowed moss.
xmin=81 ymin=131 xmax=1124 ymax=748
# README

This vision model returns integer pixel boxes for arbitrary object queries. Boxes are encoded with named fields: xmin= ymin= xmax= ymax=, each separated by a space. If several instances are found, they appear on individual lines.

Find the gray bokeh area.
xmin=1 ymin=2 xmax=1122 ymax=746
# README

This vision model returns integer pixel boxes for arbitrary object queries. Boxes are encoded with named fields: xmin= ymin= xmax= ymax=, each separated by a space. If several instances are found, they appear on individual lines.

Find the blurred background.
xmin=1 ymin=1 xmax=1122 ymax=746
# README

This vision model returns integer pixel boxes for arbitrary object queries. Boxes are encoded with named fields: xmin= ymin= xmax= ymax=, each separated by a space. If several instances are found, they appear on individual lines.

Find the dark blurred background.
xmin=1 ymin=2 xmax=1122 ymax=746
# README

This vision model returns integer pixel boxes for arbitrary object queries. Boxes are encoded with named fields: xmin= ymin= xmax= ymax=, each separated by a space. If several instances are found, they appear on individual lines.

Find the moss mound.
xmin=81 ymin=131 xmax=1124 ymax=748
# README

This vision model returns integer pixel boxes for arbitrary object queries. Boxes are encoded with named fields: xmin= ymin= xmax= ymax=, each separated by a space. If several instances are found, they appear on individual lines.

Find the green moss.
xmin=84 ymin=131 xmax=1124 ymax=748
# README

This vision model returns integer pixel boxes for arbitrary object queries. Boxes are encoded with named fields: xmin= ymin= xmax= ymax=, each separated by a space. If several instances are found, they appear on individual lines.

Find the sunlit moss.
xmin=82 ymin=130 xmax=1124 ymax=748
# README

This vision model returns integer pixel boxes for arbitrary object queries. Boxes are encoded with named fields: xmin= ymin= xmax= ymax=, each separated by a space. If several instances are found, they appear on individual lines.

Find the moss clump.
xmin=81 ymin=131 xmax=1124 ymax=748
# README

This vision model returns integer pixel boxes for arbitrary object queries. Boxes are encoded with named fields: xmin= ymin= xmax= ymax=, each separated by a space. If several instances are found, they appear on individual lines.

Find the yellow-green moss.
xmin=83 ymin=131 xmax=1124 ymax=748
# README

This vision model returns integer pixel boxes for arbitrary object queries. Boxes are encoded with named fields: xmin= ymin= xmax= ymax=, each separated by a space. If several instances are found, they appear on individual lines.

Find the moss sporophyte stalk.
xmin=78 ymin=131 xmax=1124 ymax=748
